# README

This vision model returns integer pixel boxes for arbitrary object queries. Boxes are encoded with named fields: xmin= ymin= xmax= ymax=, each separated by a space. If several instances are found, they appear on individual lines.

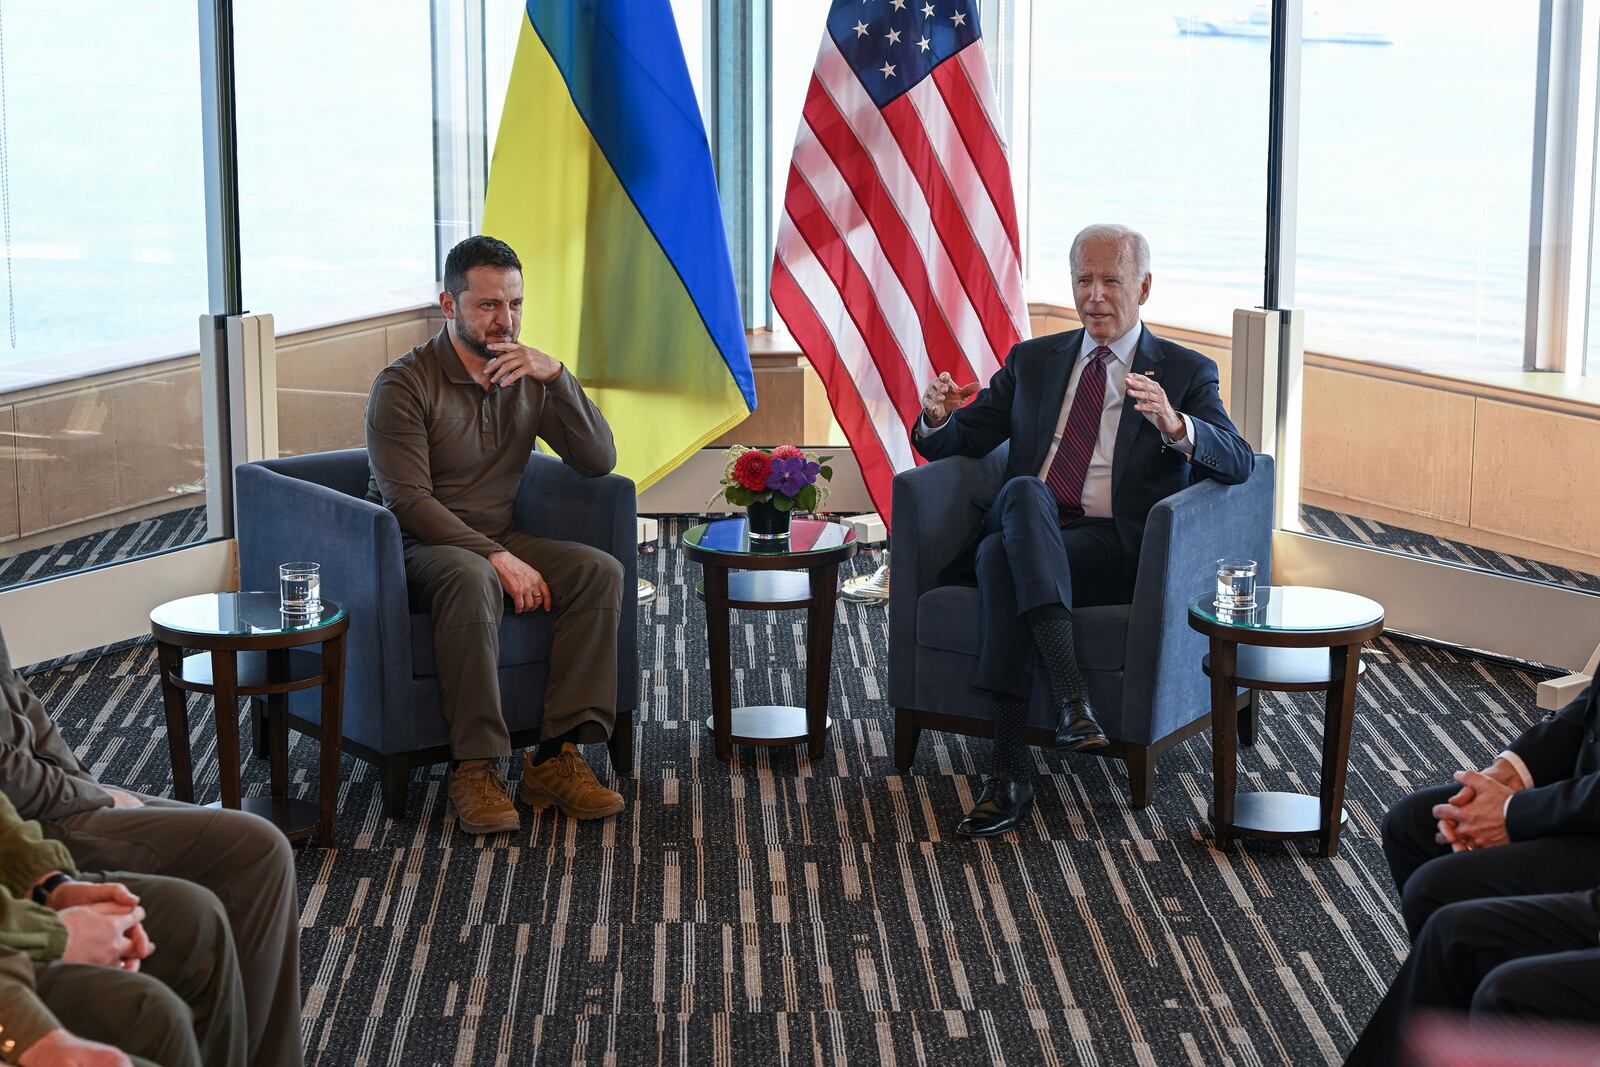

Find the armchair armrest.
xmin=511 ymin=451 xmax=638 ymax=714
xmin=1120 ymin=455 xmax=1275 ymax=741
xmin=888 ymin=443 xmax=1008 ymax=706
xmin=234 ymin=462 xmax=416 ymax=742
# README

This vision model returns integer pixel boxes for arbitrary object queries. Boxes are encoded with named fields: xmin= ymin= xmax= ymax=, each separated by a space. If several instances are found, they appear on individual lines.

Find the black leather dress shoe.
xmin=956 ymin=777 xmax=1034 ymax=837
xmin=1055 ymin=697 xmax=1109 ymax=751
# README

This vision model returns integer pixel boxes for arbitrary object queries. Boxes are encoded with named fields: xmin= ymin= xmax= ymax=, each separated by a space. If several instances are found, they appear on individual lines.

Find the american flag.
xmin=770 ymin=0 xmax=1028 ymax=524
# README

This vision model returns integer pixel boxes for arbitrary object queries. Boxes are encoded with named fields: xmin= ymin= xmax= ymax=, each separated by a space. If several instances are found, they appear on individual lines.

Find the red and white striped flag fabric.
xmin=770 ymin=0 xmax=1028 ymax=525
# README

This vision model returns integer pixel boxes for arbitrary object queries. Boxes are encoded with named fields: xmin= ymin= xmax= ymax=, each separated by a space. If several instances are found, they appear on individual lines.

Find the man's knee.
xmin=564 ymin=546 xmax=624 ymax=607
xmin=1472 ymin=958 xmax=1546 ymax=1016
xmin=117 ymin=975 xmax=202 ymax=1066
xmin=994 ymin=475 xmax=1055 ymax=517
xmin=208 ymin=808 xmax=295 ymax=891
xmin=1399 ymin=858 xmax=1456 ymax=940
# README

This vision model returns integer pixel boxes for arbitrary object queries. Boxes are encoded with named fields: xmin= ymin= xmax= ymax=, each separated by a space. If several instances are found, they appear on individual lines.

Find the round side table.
xmin=151 ymin=592 xmax=349 ymax=845
xmin=1187 ymin=586 xmax=1384 ymax=858
xmin=682 ymin=517 xmax=859 ymax=761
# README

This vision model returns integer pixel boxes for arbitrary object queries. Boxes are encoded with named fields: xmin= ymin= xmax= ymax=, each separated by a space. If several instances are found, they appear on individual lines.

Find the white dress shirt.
xmin=919 ymin=322 xmax=1194 ymax=518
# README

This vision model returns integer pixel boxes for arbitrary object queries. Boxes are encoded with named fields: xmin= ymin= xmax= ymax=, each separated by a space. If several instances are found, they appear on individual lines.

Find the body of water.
xmin=0 ymin=1 xmax=1556 ymax=381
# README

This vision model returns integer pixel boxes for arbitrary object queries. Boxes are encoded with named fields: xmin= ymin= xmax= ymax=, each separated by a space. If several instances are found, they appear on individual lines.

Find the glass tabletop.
xmin=150 ymin=592 xmax=346 ymax=637
xmin=1187 ymin=585 xmax=1383 ymax=632
xmin=682 ymin=517 xmax=857 ymax=557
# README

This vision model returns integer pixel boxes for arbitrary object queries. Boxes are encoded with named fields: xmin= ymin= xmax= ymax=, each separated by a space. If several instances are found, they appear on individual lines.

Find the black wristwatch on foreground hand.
xmin=30 ymin=872 xmax=70 ymax=906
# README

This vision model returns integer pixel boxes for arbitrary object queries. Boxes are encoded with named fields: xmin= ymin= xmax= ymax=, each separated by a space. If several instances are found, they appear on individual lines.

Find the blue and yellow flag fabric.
xmin=483 ymin=0 xmax=756 ymax=490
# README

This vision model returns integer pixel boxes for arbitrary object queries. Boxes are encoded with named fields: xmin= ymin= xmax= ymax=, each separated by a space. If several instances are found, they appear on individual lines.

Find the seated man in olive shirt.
xmin=366 ymin=235 xmax=626 ymax=834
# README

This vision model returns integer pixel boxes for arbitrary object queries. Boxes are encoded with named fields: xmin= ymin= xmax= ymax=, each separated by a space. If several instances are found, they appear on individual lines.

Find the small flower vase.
xmin=746 ymin=499 xmax=791 ymax=542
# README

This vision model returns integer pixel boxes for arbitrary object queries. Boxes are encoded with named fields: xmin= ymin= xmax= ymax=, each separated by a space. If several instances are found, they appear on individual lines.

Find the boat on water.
xmin=1175 ymin=6 xmax=1392 ymax=46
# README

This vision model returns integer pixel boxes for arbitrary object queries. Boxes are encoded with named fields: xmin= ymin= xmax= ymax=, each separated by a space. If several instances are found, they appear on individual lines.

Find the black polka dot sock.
xmin=991 ymin=696 xmax=1032 ymax=781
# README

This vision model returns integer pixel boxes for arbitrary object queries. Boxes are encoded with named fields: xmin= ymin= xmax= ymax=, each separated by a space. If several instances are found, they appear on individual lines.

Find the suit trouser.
xmin=972 ymin=476 xmax=1133 ymax=697
xmin=1346 ymin=889 xmax=1600 ymax=1066
xmin=34 ymin=871 xmax=248 ymax=1067
xmin=1379 ymin=783 xmax=1600 ymax=940
xmin=47 ymin=796 xmax=303 ymax=1067
xmin=404 ymin=530 xmax=624 ymax=759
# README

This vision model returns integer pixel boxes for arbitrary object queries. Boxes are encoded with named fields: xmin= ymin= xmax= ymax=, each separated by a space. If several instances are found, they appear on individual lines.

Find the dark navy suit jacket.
xmin=1507 ymin=683 xmax=1600 ymax=839
xmin=911 ymin=325 xmax=1254 ymax=565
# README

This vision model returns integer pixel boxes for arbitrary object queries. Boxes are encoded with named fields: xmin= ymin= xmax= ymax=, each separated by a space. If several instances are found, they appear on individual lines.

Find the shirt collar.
xmin=431 ymin=327 xmax=478 ymax=386
xmin=1080 ymin=321 xmax=1142 ymax=367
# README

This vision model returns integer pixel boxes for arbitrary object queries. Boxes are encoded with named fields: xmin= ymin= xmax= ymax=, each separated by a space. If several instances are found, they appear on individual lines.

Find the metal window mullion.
xmin=1264 ymin=0 xmax=1304 ymax=534
xmin=1525 ymin=0 xmax=1585 ymax=373
xmin=198 ymin=0 xmax=242 ymax=541
xmin=712 ymin=0 xmax=770 ymax=329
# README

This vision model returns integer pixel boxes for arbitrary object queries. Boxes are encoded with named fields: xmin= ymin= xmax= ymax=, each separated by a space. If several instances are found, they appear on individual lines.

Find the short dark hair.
xmin=443 ymin=235 xmax=522 ymax=297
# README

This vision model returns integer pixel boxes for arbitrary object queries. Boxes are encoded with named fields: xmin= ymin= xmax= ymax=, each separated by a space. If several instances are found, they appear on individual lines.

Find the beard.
xmin=455 ymin=318 xmax=513 ymax=361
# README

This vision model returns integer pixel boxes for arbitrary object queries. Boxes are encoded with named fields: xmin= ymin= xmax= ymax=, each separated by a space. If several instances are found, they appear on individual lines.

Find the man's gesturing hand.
xmin=1125 ymin=372 xmax=1185 ymax=438
xmin=920 ymin=372 xmax=980 ymax=428
xmin=20 ymin=1029 xmax=132 ymax=1067
xmin=59 ymin=903 xmax=147 ymax=970
xmin=489 ymin=551 xmax=553 ymax=614
xmin=484 ymin=341 xmax=562 ymax=388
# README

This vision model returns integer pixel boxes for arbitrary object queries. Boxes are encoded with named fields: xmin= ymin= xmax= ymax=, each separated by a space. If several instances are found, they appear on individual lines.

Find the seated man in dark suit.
xmin=914 ymin=223 xmax=1253 ymax=836
xmin=1347 ymin=682 xmax=1600 ymax=1063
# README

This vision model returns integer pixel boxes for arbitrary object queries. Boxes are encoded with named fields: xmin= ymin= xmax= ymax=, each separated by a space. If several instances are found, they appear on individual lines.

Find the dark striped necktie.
xmin=1042 ymin=345 xmax=1112 ymax=522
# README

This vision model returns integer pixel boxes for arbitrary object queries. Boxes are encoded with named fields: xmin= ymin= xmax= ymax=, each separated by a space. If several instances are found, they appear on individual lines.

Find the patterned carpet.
xmin=25 ymin=519 xmax=1559 ymax=1065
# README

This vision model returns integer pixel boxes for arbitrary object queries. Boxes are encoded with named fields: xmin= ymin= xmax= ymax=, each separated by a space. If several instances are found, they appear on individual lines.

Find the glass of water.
xmin=279 ymin=562 xmax=321 ymax=616
xmin=1215 ymin=557 xmax=1257 ymax=612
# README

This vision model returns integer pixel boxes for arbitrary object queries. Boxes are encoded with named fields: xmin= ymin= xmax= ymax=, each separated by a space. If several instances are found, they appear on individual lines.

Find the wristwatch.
xmin=29 ymin=872 xmax=70 ymax=906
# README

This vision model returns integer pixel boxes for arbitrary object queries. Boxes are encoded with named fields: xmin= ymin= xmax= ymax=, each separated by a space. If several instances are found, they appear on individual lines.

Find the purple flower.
xmin=765 ymin=456 xmax=820 ymax=498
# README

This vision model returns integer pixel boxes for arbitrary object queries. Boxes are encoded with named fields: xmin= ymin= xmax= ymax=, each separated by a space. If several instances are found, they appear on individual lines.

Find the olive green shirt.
xmin=0 ymin=789 xmax=80 ymax=1058
xmin=0 ymin=629 xmax=111 ymax=826
xmin=365 ymin=328 xmax=617 ymax=556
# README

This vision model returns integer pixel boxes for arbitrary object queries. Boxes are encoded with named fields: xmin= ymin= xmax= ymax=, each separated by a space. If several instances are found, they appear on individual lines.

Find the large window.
xmin=1026 ymin=3 xmax=1268 ymax=336
xmin=1296 ymin=2 xmax=1536 ymax=373
xmin=0 ymin=3 xmax=217 ymax=587
xmin=234 ymin=2 xmax=436 ymax=325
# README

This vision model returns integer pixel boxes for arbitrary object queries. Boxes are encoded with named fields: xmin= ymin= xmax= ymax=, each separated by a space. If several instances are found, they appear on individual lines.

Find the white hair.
xmin=1069 ymin=224 xmax=1151 ymax=279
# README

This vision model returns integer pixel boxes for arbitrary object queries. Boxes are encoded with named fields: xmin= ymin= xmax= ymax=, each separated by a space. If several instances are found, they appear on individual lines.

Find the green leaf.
xmin=725 ymin=486 xmax=754 ymax=507
xmin=818 ymin=465 xmax=834 ymax=481
xmin=796 ymin=484 xmax=817 ymax=512
xmin=772 ymin=494 xmax=795 ymax=512
xmin=816 ymin=455 xmax=834 ymax=465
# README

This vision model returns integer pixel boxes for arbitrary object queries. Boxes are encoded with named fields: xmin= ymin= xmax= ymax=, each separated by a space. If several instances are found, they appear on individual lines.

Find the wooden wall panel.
xmin=1300 ymin=366 xmax=1474 ymax=524
xmin=1470 ymin=400 xmax=1600 ymax=556
xmin=276 ymin=328 xmax=390 ymax=457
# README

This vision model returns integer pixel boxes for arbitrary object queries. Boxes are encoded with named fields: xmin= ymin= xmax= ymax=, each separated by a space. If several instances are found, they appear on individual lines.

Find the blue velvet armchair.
xmin=235 ymin=448 xmax=637 ymax=817
xmin=889 ymin=444 xmax=1273 ymax=807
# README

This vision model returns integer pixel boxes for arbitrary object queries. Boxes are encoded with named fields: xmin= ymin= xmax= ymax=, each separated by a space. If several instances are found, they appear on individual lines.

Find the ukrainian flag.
xmin=483 ymin=0 xmax=756 ymax=490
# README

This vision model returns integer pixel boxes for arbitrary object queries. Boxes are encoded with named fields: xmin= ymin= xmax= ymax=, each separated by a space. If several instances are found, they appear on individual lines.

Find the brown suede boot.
xmin=447 ymin=760 xmax=520 ymax=834
xmin=520 ymin=743 xmax=625 ymax=819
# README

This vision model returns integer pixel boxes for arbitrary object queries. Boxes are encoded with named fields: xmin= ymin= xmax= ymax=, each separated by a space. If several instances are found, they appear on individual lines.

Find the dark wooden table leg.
xmin=1210 ymin=637 xmax=1239 ymax=852
xmin=211 ymin=650 xmax=242 ymax=810
xmin=1319 ymin=642 xmax=1362 ymax=858
xmin=156 ymin=641 xmax=193 ymax=803
xmin=1239 ymin=689 xmax=1258 ymax=747
xmin=804 ymin=563 xmax=840 ymax=761
xmin=319 ymin=632 xmax=347 ymax=846
xmin=704 ymin=564 xmax=733 ymax=762
xmin=266 ymin=649 xmax=290 ymax=802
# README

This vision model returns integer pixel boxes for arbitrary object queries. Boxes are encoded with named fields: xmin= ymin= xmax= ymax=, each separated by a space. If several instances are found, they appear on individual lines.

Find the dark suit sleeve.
xmin=910 ymin=347 xmax=1017 ymax=462
xmin=1175 ymin=359 xmax=1252 ymax=485
xmin=1508 ymin=687 xmax=1590 ymax=785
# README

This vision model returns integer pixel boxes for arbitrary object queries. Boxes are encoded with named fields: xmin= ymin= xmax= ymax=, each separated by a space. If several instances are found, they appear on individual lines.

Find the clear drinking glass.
xmin=1215 ymin=557 xmax=1257 ymax=611
xmin=279 ymin=561 xmax=321 ymax=616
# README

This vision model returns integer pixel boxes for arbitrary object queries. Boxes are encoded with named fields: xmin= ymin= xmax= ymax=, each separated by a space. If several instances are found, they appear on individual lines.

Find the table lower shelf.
xmin=207 ymin=795 xmax=322 ymax=844
xmin=1210 ymin=791 xmax=1348 ymax=839
xmin=708 ymin=705 xmax=832 ymax=746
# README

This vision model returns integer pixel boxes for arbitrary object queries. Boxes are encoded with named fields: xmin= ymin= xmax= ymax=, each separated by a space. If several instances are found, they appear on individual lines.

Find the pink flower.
xmin=771 ymin=444 xmax=805 ymax=460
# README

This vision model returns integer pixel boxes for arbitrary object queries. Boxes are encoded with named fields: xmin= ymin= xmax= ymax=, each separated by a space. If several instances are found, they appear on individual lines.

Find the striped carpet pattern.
xmin=26 ymin=519 xmax=1559 ymax=1065
xmin=0 ymin=505 xmax=207 ymax=587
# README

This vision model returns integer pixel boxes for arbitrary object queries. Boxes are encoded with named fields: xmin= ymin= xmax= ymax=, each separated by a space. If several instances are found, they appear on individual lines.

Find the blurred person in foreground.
xmin=1346 ymin=680 xmax=1600 ymax=1064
